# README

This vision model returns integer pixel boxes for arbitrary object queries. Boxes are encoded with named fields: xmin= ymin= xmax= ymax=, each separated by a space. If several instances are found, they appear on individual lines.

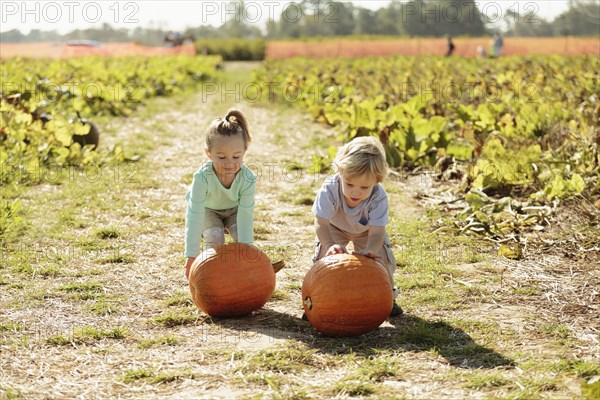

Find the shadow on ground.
xmin=205 ymin=308 xmax=514 ymax=369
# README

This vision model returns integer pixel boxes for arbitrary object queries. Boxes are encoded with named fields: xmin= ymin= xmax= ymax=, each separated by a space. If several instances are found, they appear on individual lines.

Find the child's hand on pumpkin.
xmin=325 ymin=244 xmax=347 ymax=256
xmin=184 ymin=257 xmax=195 ymax=280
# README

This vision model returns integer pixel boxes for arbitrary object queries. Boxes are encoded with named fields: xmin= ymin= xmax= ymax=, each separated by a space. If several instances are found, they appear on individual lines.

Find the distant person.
xmin=165 ymin=31 xmax=188 ymax=47
xmin=164 ymin=31 xmax=176 ymax=47
xmin=445 ymin=35 xmax=456 ymax=57
xmin=476 ymin=44 xmax=487 ymax=58
xmin=491 ymin=32 xmax=504 ymax=57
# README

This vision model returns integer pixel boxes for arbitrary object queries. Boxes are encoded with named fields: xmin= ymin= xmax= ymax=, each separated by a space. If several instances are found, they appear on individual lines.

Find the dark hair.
xmin=206 ymin=109 xmax=251 ymax=150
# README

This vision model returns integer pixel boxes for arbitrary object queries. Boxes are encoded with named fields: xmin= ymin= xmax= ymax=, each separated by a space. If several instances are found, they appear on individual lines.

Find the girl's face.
xmin=340 ymin=173 xmax=377 ymax=208
xmin=206 ymin=134 xmax=246 ymax=179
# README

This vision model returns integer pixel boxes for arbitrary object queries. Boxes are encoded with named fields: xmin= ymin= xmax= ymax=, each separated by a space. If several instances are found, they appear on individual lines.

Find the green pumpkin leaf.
xmin=15 ymin=111 xmax=32 ymax=125
xmin=72 ymin=123 xmax=91 ymax=136
xmin=406 ymin=148 xmax=419 ymax=161
xmin=403 ymin=95 xmax=426 ymax=117
xmin=54 ymin=126 xmax=73 ymax=146
xmin=447 ymin=140 xmax=474 ymax=161
xmin=568 ymin=174 xmax=585 ymax=194
xmin=53 ymin=146 xmax=70 ymax=163
xmin=390 ymin=128 xmax=407 ymax=152
xmin=429 ymin=116 xmax=446 ymax=135
xmin=350 ymin=102 xmax=376 ymax=130
xmin=544 ymin=175 xmax=566 ymax=200
xmin=465 ymin=190 xmax=491 ymax=210
xmin=498 ymin=243 xmax=522 ymax=260
xmin=412 ymin=118 xmax=431 ymax=139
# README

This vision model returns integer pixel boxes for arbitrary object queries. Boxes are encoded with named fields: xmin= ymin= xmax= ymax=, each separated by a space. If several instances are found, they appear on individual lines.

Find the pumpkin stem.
xmin=272 ymin=260 xmax=285 ymax=273
xmin=303 ymin=296 xmax=313 ymax=310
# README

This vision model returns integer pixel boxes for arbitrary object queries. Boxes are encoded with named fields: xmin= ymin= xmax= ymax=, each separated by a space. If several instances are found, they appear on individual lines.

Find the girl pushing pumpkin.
xmin=183 ymin=109 xmax=256 ymax=280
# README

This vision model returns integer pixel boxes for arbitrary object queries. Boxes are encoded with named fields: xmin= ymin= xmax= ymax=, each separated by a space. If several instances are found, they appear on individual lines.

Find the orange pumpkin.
xmin=189 ymin=243 xmax=275 ymax=317
xmin=302 ymin=253 xmax=393 ymax=337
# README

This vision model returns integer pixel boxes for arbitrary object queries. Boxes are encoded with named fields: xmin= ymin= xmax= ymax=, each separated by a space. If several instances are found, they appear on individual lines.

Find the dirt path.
xmin=2 ymin=62 xmax=598 ymax=400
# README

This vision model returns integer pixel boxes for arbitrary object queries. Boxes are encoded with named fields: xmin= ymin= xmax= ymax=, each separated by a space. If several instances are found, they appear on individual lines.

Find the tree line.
xmin=1 ymin=0 xmax=598 ymax=45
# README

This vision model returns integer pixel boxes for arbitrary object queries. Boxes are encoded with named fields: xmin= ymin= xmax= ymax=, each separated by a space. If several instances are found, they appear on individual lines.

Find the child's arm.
xmin=315 ymin=216 xmax=346 ymax=255
xmin=184 ymin=172 xmax=208 ymax=268
xmin=356 ymin=225 xmax=386 ymax=261
xmin=356 ymin=187 xmax=388 ymax=262
xmin=236 ymin=172 xmax=256 ymax=243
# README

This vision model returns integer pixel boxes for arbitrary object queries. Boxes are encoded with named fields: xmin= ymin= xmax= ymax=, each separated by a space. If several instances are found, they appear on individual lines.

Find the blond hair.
xmin=206 ymin=108 xmax=251 ymax=150
xmin=334 ymin=136 xmax=388 ymax=182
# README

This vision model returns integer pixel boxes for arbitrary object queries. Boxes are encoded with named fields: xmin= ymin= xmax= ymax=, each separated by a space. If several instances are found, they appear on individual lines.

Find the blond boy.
xmin=311 ymin=136 xmax=402 ymax=317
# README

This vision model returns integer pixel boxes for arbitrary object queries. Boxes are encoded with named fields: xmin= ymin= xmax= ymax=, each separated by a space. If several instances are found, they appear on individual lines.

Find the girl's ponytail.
xmin=205 ymin=108 xmax=251 ymax=150
xmin=225 ymin=109 xmax=251 ymax=147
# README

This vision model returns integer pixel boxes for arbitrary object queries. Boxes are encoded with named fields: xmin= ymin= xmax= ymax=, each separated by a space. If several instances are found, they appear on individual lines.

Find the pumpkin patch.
xmin=302 ymin=253 xmax=393 ymax=337
xmin=189 ymin=243 xmax=276 ymax=317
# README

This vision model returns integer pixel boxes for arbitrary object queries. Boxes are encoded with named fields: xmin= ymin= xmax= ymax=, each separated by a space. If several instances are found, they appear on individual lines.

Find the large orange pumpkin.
xmin=189 ymin=243 xmax=275 ymax=317
xmin=302 ymin=253 xmax=393 ymax=337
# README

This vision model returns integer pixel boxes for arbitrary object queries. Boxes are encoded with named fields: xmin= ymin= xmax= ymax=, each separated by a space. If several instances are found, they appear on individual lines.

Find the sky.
xmin=0 ymin=1 xmax=584 ymax=34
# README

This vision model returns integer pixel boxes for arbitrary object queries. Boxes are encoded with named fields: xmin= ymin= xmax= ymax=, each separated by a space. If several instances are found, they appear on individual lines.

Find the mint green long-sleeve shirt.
xmin=185 ymin=162 xmax=256 ymax=258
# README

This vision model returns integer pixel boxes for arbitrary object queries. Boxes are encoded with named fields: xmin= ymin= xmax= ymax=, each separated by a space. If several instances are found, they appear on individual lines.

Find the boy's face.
xmin=340 ymin=173 xmax=377 ymax=208
xmin=206 ymin=135 xmax=246 ymax=179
